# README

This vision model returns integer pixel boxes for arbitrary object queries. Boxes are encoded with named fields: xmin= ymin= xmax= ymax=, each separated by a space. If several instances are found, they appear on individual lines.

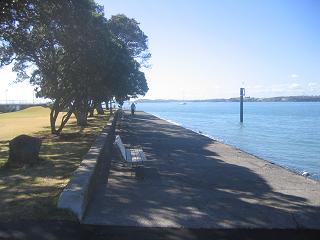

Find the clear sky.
xmin=1 ymin=0 xmax=320 ymax=101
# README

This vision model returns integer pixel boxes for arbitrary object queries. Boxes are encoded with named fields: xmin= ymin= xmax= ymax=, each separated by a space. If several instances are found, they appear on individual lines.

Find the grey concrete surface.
xmin=0 ymin=104 xmax=44 ymax=112
xmin=84 ymin=111 xmax=320 ymax=229
xmin=58 ymin=115 xmax=117 ymax=220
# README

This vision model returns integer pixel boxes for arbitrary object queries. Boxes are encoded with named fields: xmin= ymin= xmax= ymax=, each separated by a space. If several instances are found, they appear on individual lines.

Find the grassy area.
xmin=0 ymin=106 xmax=74 ymax=141
xmin=0 ymin=107 xmax=110 ymax=222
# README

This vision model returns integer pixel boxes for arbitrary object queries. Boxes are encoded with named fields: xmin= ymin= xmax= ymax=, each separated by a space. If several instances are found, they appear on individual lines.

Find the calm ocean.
xmin=133 ymin=102 xmax=320 ymax=180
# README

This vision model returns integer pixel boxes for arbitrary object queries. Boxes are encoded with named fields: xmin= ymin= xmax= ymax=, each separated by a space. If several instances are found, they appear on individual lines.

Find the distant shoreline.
xmin=136 ymin=95 xmax=320 ymax=103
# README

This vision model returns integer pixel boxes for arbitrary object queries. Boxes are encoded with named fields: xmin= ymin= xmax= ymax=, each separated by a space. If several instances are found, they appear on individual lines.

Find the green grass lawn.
xmin=0 ymin=107 xmax=110 ymax=222
xmin=0 ymin=106 xmax=74 ymax=141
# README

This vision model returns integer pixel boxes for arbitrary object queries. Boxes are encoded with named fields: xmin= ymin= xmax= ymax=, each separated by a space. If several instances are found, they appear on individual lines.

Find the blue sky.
xmin=1 ymin=0 xmax=320 ymax=101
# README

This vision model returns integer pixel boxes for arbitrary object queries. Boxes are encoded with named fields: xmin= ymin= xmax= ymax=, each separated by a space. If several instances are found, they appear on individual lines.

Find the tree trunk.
xmin=109 ymin=100 xmax=113 ymax=115
xmin=95 ymin=101 xmax=104 ymax=115
xmin=50 ymin=108 xmax=59 ymax=135
xmin=88 ymin=100 xmax=95 ymax=117
xmin=56 ymin=107 xmax=74 ymax=134
xmin=105 ymin=99 xmax=109 ymax=110
xmin=76 ymin=111 xmax=87 ymax=126
xmin=50 ymin=100 xmax=75 ymax=135
xmin=74 ymin=99 xmax=88 ymax=126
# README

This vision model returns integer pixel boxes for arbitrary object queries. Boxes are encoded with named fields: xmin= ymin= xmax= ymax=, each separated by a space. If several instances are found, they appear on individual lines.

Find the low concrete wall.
xmin=57 ymin=112 xmax=118 ymax=221
xmin=0 ymin=104 xmax=45 ymax=113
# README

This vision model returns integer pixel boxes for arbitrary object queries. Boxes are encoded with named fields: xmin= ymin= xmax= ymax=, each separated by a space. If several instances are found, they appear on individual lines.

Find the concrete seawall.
xmin=58 ymin=112 xmax=118 ymax=221
xmin=0 ymin=104 xmax=45 ymax=112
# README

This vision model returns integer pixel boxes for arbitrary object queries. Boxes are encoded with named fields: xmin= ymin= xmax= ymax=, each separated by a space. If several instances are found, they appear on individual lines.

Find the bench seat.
xmin=114 ymin=135 xmax=145 ymax=167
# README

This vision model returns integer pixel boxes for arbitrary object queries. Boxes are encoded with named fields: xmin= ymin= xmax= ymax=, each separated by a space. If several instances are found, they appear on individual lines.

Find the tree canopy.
xmin=0 ymin=0 xmax=149 ymax=134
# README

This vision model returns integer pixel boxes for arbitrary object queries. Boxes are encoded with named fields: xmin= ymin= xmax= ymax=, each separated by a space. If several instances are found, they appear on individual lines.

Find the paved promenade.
xmin=84 ymin=111 xmax=320 ymax=229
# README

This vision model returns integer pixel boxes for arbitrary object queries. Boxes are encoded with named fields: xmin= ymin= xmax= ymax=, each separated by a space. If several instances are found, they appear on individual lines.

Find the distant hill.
xmin=136 ymin=96 xmax=320 ymax=103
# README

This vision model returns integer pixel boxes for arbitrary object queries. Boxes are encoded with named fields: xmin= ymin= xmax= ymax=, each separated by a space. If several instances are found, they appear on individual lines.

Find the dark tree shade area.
xmin=0 ymin=0 xmax=150 ymax=134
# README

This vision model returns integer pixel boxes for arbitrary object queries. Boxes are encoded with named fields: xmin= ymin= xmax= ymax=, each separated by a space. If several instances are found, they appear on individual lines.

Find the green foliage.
xmin=108 ymin=14 xmax=151 ymax=66
xmin=0 ymin=0 xmax=150 ymax=134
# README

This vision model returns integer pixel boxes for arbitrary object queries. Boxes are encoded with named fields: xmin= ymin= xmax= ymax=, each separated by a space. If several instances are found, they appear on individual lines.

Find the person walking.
xmin=131 ymin=102 xmax=136 ymax=115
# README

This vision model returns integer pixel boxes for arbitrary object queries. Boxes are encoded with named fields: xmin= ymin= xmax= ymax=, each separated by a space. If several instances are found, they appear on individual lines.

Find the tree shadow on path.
xmin=85 ymin=111 xmax=320 ymax=229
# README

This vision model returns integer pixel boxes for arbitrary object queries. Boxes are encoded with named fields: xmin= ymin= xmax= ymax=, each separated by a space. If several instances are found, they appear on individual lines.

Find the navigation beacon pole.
xmin=240 ymin=88 xmax=245 ymax=123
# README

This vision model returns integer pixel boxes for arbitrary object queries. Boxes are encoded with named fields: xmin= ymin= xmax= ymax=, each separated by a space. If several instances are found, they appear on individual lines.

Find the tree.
xmin=1 ymin=1 xmax=150 ymax=134
xmin=1 ymin=0 xmax=103 ymax=132
xmin=0 ymin=0 xmax=38 ymax=67
xmin=108 ymin=14 xmax=151 ymax=66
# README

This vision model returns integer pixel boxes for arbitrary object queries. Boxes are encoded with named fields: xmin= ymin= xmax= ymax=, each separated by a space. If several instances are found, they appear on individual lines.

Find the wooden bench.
xmin=114 ymin=135 xmax=146 ymax=168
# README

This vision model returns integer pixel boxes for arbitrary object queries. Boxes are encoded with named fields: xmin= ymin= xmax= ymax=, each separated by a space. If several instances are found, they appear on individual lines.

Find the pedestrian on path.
xmin=131 ymin=102 xmax=136 ymax=115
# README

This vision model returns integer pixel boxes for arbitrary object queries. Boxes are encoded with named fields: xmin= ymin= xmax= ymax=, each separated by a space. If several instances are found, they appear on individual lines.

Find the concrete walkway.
xmin=84 ymin=111 xmax=320 ymax=229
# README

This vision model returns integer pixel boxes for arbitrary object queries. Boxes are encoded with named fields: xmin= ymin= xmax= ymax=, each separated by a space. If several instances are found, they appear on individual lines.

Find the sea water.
xmin=133 ymin=101 xmax=320 ymax=180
